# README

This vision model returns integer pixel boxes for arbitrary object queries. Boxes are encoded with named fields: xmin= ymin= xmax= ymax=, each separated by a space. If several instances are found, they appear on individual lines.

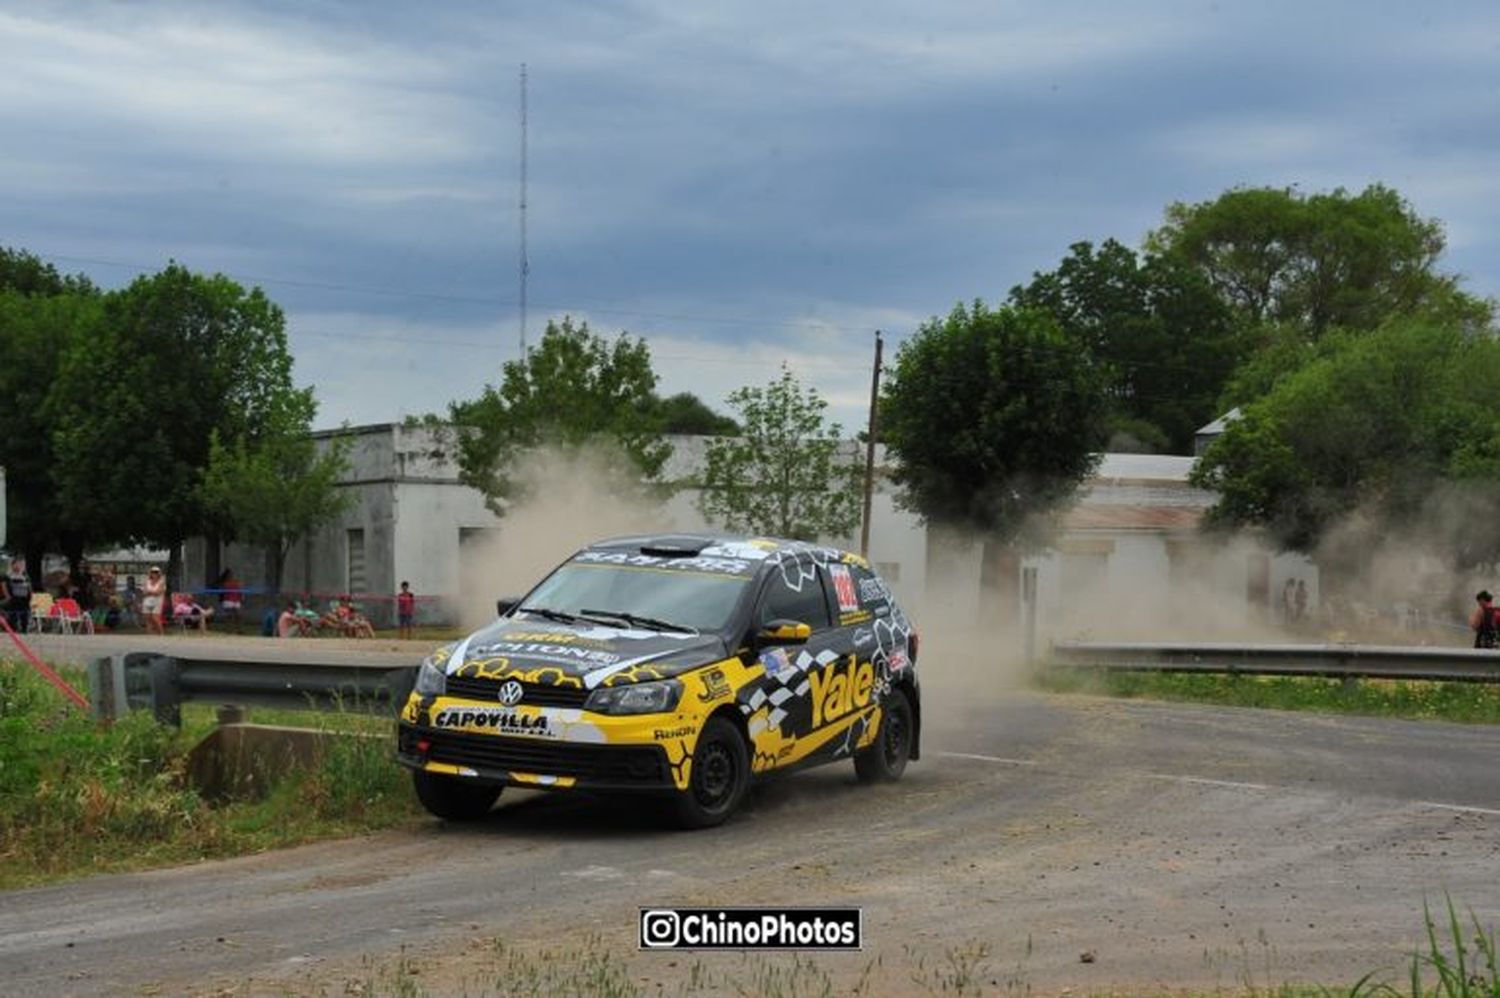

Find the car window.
xmin=524 ymin=562 xmax=752 ymax=632
xmin=757 ymin=562 xmax=832 ymax=630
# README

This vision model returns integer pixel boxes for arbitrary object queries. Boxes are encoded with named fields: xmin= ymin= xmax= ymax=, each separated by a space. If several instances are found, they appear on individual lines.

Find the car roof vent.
xmin=638 ymin=536 xmax=715 ymax=557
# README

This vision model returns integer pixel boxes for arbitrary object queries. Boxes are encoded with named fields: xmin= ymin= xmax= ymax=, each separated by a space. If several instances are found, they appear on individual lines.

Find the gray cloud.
xmin=4 ymin=1 xmax=1497 ymax=432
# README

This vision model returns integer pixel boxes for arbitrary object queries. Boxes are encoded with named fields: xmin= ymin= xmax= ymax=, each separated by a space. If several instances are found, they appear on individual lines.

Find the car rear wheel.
xmin=855 ymin=689 xmax=912 ymax=783
xmin=412 ymin=770 xmax=502 ymax=821
xmin=671 ymin=716 xmax=750 ymax=829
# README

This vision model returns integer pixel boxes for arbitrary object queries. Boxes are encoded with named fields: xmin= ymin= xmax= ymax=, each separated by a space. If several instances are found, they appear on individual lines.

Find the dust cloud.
xmin=453 ymin=445 xmax=702 ymax=630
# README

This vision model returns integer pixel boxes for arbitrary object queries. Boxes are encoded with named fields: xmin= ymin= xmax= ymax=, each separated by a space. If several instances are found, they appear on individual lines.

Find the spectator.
xmin=277 ymin=602 xmax=302 ymax=638
xmin=336 ymin=595 xmax=376 ymax=639
xmin=172 ymin=592 xmax=214 ymax=632
xmin=121 ymin=575 xmax=141 ymax=629
xmin=1470 ymin=590 xmax=1498 ymax=649
xmin=2 ymin=558 xmax=32 ymax=632
xmin=141 ymin=566 xmax=167 ymax=636
xmin=397 ymin=581 xmax=416 ymax=640
xmin=1294 ymin=580 xmax=1308 ymax=623
xmin=216 ymin=568 xmax=244 ymax=630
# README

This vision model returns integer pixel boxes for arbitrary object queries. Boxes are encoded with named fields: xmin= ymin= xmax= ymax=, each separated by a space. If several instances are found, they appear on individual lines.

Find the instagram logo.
xmin=640 ymin=909 xmax=681 ymax=948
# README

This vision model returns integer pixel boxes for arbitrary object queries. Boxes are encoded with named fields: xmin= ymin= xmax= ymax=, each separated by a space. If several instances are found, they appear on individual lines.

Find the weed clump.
xmin=0 ymin=660 xmax=418 ymax=888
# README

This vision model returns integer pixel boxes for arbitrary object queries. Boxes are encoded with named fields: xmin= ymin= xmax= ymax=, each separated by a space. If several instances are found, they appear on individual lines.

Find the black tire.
xmin=855 ymin=689 xmax=913 ymax=783
xmin=671 ymin=716 xmax=750 ymax=829
xmin=412 ymin=770 xmax=502 ymax=821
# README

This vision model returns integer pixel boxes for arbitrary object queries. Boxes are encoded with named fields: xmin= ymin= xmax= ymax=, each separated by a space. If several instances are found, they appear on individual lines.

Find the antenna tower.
xmin=519 ymin=63 xmax=529 ymax=355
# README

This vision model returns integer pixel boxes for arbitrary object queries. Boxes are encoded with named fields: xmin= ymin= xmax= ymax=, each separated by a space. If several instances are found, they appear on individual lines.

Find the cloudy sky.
xmin=5 ymin=2 xmax=1498 ymax=431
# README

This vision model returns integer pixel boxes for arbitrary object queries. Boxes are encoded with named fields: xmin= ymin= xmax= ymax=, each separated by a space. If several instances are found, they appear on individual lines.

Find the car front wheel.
xmin=671 ymin=716 xmax=750 ymax=829
xmin=412 ymin=770 xmax=502 ymax=821
xmin=855 ymin=689 xmax=913 ymax=783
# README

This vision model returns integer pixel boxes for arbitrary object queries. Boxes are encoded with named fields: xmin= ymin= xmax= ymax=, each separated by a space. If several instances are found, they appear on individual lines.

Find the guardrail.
xmin=1048 ymin=641 xmax=1500 ymax=683
xmin=89 ymin=651 xmax=419 ymax=726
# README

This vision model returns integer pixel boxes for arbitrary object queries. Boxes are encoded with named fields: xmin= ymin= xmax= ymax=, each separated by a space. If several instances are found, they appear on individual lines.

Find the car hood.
xmin=436 ymin=615 xmax=731 ymax=688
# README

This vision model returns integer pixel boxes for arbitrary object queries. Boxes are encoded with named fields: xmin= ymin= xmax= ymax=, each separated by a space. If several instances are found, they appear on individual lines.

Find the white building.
xmin=190 ymin=424 xmax=1316 ymax=636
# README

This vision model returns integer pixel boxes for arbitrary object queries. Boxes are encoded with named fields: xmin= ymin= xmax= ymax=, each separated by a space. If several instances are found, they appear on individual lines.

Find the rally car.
xmin=396 ymin=534 xmax=920 ymax=827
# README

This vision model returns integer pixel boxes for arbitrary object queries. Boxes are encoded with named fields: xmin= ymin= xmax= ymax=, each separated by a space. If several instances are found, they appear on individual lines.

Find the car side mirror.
xmin=756 ymin=619 xmax=811 ymax=646
xmin=496 ymin=597 xmax=519 ymax=617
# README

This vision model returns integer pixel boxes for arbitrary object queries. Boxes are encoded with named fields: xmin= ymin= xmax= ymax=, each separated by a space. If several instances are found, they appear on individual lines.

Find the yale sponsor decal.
xmin=433 ymin=707 xmax=554 ymax=736
xmin=809 ymin=656 xmax=875 ymax=728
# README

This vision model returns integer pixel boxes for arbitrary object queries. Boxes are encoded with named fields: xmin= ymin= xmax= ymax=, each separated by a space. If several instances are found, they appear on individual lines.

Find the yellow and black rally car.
xmin=397 ymin=534 xmax=920 ymax=827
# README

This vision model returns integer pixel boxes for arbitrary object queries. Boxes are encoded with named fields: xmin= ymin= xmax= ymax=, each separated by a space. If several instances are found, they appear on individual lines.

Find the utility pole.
xmin=859 ymin=330 xmax=884 ymax=558
xmin=518 ymin=63 xmax=529 ymax=355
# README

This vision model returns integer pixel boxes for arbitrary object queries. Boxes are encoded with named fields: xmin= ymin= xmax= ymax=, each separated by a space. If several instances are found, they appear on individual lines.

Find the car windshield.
xmin=520 ymin=562 xmax=753 ymax=633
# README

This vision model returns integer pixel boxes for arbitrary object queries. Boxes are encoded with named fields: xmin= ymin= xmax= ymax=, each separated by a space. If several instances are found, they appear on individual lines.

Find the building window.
xmin=347 ymin=528 xmax=366 ymax=596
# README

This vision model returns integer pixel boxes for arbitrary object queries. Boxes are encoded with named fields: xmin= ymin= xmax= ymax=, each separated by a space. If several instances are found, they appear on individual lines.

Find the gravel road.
xmin=2 ymin=682 xmax=1497 ymax=995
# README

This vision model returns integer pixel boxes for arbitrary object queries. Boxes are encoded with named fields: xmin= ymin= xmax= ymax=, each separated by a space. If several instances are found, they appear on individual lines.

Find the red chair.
xmin=51 ymin=597 xmax=95 ymax=635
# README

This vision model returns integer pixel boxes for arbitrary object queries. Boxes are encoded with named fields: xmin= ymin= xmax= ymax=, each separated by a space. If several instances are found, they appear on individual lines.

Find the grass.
xmin=0 ymin=658 xmax=421 ymax=890
xmin=1038 ymin=668 xmax=1500 ymax=724
xmin=305 ymin=904 xmax=1496 ymax=998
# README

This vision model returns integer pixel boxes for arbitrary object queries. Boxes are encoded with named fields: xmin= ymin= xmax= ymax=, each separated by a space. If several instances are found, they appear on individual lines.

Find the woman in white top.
xmin=141 ymin=566 xmax=167 ymax=635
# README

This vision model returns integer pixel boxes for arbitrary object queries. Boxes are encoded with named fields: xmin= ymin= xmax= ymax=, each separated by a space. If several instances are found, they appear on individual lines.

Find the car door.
xmin=742 ymin=552 xmax=842 ymax=770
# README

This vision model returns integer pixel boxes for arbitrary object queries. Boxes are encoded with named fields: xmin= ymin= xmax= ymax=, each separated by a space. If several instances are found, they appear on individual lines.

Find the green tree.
xmin=0 ymin=247 xmax=94 ymax=298
xmin=1191 ymin=319 xmax=1500 ymax=570
xmin=1146 ymin=184 xmax=1493 ymax=339
xmin=881 ymin=302 xmax=1109 ymax=541
xmin=1009 ymin=239 xmax=1245 ymax=453
xmin=49 ymin=264 xmax=305 ymax=578
xmin=695 ymin=366 xmax=861 ymax=540
xmin=447 ymin=317 xmax=671 ymax=513
xmin=0 ymin=251 xmax=102 ymax=579
xmin=654 ymin=392 xmax=739 ymax=436
xmin=198 ymin=398 xmax=353 ymax=593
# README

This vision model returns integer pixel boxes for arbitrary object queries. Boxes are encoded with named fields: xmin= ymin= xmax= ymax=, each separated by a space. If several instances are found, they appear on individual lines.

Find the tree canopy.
xmin=1190 ymin=319 xmax=1500 ymax=570
xmin=695 ymin=366 xmax=861 ymax=540
xmin=199 ymin=394 xmax=352 ymax=593
xmin=1009 ymin=238 xmax=1245 ymax=453
xmin=1146 ymin=184 xmax=1492 ymax=339
xmin=447 ymin=317 xmax=671 ymax=513
xmin=0 ymin=286 xmax=104 ymax=570
xmin=880 ymin=302 xmax=1109 ymax=541
xmin=49 ymin=263 xmax=307 ymax=558
xmin=654 ymin=392 xmax=739 ymax=436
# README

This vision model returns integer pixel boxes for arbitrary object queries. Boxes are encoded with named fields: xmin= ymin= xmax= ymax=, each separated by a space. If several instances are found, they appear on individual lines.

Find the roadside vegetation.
xmin=0 ymin=660 xmax=419 ymax=890
xmin=1038 ymin=668 xmax=1500 ymax=725
xmin=240 ymin=900 xmax=1496 ymax=997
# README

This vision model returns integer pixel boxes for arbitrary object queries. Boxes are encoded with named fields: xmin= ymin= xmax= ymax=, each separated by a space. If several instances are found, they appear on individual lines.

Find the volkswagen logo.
xmin=497 ymin=680 xmax=524 ymax=707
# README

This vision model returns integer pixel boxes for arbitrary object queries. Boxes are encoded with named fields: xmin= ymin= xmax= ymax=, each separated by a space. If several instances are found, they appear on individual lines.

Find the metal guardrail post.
xmin=149 ymin=656 xmax=184 ymax=727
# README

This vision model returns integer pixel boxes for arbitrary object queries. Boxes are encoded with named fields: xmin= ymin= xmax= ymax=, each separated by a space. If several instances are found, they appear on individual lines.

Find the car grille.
xmin=444 ymin=677 xmax=590 ymax=708
xmin=400 ymin=727 xmax=670 ymax=786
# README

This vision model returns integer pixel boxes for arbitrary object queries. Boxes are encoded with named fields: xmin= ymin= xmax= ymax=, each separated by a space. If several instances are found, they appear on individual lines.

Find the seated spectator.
xmin=277 ymin=602 xmax=304 ymax=638
xmin=336 ymin=595 xmax=376 ymax=639
xmin=294 ymin=600 xmax=324 ymax=634
xmin=171 ymin=592 xmax=214 ymax=632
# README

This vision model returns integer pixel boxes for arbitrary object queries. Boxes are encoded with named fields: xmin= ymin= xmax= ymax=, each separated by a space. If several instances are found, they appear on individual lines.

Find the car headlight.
xmin=414 ymin=654 xmax=448 ymax=696
xmin=585 ymin=679 xmax=683 ymax=715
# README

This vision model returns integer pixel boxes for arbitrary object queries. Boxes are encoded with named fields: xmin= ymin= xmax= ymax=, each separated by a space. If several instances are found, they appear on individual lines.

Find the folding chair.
xmin=52 ymin=597 xmax=94 ymax=635
xmin=28 ymin=593 xmax=54 ymax=633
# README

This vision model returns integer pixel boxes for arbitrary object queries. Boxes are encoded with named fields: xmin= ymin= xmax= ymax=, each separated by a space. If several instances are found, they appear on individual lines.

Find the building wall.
xmin=187 ymin=425 xmax=1317 ymax=635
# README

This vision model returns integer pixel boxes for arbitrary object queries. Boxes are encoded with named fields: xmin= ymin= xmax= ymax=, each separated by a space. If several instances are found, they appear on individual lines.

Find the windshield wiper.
xmin=578 ymin=608 xmax=697 ymax=634
xmin=517 ymin=605 xmax=581 ymax=624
